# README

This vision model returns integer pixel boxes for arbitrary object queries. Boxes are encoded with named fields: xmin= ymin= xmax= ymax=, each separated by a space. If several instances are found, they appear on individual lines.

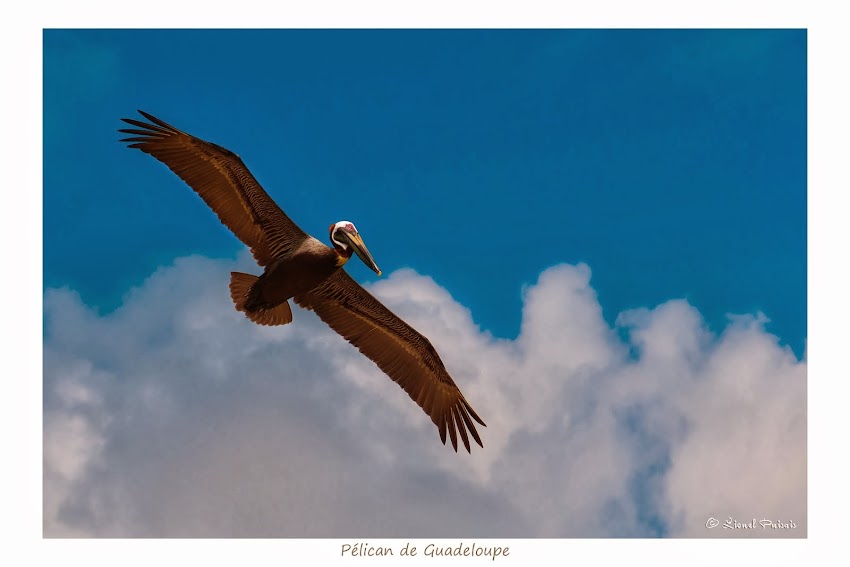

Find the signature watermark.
xmin=705 ymin=516 xmax=798 ymax=531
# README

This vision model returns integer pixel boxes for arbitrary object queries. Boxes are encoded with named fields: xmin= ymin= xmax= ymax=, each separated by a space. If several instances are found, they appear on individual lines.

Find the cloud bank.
xmin=43 ymin=253 xmax=806 ymax=537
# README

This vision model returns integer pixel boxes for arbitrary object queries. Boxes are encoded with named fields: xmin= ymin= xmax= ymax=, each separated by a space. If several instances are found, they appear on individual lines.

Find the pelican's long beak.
xmin=348 ymin=233 xmax=382 ymax=276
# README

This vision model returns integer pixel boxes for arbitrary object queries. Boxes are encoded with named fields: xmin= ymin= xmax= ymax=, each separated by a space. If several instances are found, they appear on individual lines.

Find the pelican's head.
xmin=329 ymin=221 xmax=382 ymax=276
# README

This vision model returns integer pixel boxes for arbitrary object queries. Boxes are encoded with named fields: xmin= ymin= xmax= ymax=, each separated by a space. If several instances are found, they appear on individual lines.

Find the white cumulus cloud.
xmin=43 ymin=253 xmax=806 ymax=537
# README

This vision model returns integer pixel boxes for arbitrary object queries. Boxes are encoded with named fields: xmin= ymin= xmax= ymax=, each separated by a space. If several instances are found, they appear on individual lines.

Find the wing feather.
xmin=119 ymin=110 xmax=307 ymax=265
xmin=295 ymin=270 xmax=485 ymax=452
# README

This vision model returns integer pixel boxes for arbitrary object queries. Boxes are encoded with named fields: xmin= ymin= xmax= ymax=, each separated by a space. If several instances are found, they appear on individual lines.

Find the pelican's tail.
xmin=229 ymin=272 xmax=293 ymax=326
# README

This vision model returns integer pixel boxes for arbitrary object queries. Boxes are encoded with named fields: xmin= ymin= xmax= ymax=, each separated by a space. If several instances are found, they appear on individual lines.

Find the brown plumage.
xmin=119 ymin=110 xmax=485 ymax=452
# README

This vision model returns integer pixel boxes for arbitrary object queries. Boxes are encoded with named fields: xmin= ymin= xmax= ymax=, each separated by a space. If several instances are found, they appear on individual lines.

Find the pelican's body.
xmin=119 ymin=111 xmax=485 ymax=452
xmin=230 ymin=232 xmax=364 ymax=326
xmin=244 ymin=237 xmax=337 ymax=309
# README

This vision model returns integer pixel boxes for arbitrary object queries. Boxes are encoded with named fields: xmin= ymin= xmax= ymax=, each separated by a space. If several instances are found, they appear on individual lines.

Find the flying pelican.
xmin=119 ymin=111 xmax=485 ymax=452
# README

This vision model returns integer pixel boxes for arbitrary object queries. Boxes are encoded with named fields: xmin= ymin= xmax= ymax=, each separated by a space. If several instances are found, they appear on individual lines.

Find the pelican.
xmin=119 ymin=111 xmax=485 ymax=452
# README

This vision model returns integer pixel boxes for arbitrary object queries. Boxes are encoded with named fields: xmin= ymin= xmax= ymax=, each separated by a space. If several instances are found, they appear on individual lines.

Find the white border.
xmin=6 ymin=1 xmax=847 ymax=565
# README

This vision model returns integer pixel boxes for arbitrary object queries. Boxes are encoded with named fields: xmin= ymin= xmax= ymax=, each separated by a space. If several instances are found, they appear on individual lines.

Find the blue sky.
xmin=42 ymin=28 xmax=807 ymax=540
xmin=43 ymin=29 xmax=806 ymax=356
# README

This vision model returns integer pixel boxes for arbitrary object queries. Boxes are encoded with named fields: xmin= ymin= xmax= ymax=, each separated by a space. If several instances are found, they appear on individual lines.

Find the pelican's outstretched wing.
xmin=119 ymin=110 xmax=306 ymax=265
xmin=295 ymin=271 xmax=486 ymax=452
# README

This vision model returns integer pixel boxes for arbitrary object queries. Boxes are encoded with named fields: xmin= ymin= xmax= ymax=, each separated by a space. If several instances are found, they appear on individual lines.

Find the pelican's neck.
xmin=329 ymin=222 xmax=356 ymax=267
xmin=334 ymin=246 xmax=352 ymax=267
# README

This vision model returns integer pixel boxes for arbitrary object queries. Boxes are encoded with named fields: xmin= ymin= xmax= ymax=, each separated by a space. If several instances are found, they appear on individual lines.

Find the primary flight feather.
xmin=119 ymin=110 xmax=485 ymax=452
